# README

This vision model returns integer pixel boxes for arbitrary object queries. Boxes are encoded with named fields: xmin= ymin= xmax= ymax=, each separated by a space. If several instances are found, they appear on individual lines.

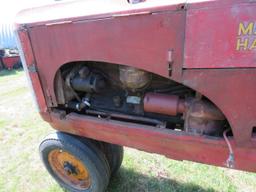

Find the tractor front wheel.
xmin=39 ymin=132 xmax=110 ymax=192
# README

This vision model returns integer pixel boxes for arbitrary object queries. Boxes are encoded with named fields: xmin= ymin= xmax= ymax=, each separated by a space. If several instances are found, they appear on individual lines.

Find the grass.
xmin=0 ymin=69 xmax=256 ymax=192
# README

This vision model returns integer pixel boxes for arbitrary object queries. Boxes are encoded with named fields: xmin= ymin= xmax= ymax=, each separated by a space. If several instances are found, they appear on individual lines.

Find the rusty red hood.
xmin=15 ymin=0 xmax=245 ymax=27
xmin=15 ymin=0 xmax=183 ymax=26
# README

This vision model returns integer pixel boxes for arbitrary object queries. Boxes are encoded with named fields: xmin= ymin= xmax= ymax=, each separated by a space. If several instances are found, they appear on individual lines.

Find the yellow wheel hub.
xmin=48 ymin=149 xmax=91 ymax=190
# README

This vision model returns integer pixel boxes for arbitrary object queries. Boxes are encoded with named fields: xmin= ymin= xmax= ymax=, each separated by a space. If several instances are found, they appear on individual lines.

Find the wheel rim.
xmin=48 ymin=149 xmax=91 ymax=190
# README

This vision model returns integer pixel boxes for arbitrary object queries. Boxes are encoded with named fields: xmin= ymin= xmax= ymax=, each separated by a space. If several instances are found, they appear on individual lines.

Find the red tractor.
xmin=16 ymin=0 xmax=256 ymax=191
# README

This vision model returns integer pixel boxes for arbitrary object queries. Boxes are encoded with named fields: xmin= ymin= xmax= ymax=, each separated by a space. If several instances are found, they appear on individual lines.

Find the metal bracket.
xmin=28 ymin=65 xmax=37 ymax=73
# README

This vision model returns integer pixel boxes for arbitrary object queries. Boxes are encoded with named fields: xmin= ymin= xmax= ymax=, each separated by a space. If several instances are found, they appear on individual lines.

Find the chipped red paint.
xmin=185 ymin=1 xmax=256 ymax=68
xmin=17 ymin=28 xmax=48 ymax=114
xmin=25 ymin=11 xmax=186 ymax=106
xmin=16 ymin=0 xmax=256 ymax=172
xmin=50 ymin=111 xmax=256 ymax=172
xmin=182 ymin=69 xmax=256 ymax=148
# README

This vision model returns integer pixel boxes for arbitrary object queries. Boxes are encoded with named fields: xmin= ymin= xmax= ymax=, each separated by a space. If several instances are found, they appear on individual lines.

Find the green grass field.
xmin=0 ymin=70 xmax=256 ymax=192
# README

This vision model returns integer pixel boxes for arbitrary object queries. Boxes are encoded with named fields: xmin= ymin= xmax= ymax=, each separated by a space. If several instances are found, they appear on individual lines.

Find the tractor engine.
xmin=56 ymin=62 xmax=226 ymax=137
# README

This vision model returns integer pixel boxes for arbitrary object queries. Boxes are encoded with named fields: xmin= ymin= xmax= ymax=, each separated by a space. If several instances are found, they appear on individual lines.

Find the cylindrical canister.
xmin=143 ymin=93 xmax=185 ymax=116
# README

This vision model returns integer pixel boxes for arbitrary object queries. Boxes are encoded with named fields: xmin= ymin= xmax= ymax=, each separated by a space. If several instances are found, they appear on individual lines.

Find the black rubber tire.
xmin=80 ymin=139 xmax=123 ymax=176
xmin=39 ymin=132 xmax=110 ymax=192
xmin=98 ymin=142 xmax=123 ymax=176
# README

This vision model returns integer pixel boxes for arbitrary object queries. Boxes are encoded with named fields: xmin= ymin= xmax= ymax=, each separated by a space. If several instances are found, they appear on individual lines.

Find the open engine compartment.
xmin=54 ymin=62 xmax=228 ymax=138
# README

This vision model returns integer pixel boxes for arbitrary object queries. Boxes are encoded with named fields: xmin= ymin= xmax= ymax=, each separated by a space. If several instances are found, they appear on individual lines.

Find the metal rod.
xmin=86 ymin=109 xmax=165 ymax=126
xmin=223 ymin=129 xmax=235 ymax=168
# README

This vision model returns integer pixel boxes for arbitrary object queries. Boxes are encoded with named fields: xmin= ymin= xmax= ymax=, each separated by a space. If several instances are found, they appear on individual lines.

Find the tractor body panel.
xmin=185 ymin=1 xmax=256 ymax=68
xmin=16 ymin=0 xmax=256 ymax=172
